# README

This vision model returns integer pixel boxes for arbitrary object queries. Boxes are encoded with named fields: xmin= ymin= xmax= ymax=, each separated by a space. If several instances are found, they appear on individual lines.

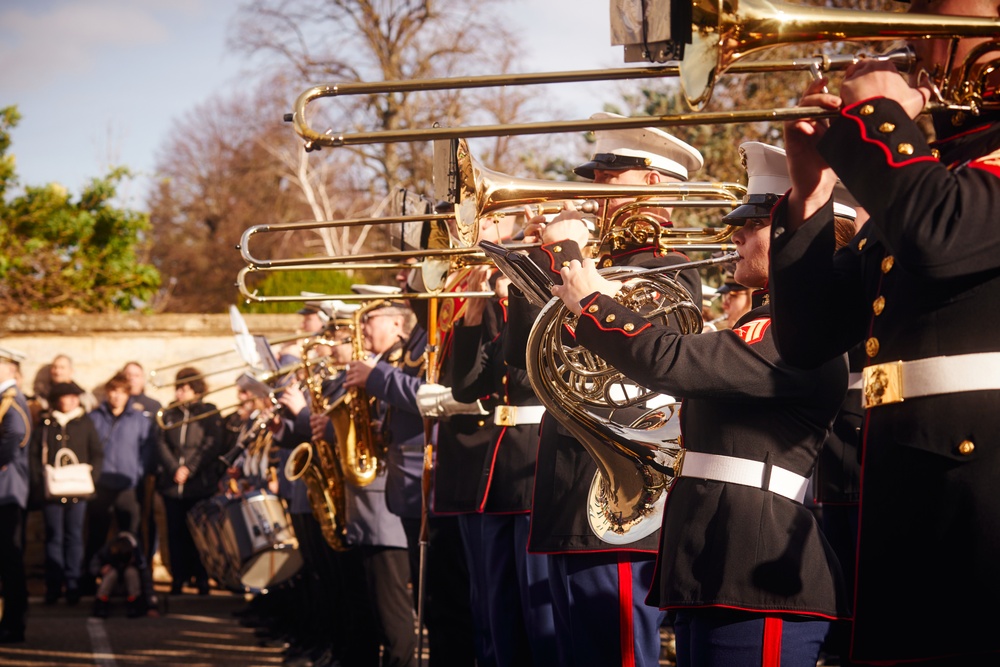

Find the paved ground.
xmin=0 ymin=583 xmax=286 ymax=667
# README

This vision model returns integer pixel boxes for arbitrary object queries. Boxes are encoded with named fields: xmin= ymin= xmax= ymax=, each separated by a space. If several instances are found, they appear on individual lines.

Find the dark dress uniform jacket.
xmin=574 ymin=294 xmax=849 ymax=617
xmin=431 ymin=300 xmax=505 ymax=514
xmin=449 ymin=300 xmax=539 ymax=514
xmin=506 ymin=239 xmax=703 ymax=553
xmin=770 ymin=99 xmax=1000 ymax=663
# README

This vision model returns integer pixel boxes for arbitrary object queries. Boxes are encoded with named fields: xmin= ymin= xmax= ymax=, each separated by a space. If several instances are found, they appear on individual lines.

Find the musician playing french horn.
xmin=503 ymin=118 xmax=705 ymax=667
xmin=549 ymin=142 xmax=850 ymax=667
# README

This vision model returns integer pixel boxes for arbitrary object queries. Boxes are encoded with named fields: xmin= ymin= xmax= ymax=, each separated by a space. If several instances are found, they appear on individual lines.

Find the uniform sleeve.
xmin=769 ymin=196 xmax=869 ymax=368
xmin=820 ymin=97 xmax=1000 ymax=278
xmin=450 ymin=323 xmax=497 ymax=403
xmin=0 ymin=391 xmax=28 ymax=467
xmin=574 ymin=293 xmax=839 ymax=401
xmin=366 ymin=360 xmax=424 ymax=416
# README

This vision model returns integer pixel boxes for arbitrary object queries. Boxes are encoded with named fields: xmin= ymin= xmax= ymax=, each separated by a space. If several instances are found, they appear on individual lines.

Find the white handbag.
xmin=44 ymin=447 xmax=95 ymax=500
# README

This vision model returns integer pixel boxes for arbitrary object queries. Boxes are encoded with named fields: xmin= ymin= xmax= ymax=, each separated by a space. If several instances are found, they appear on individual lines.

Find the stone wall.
xmin=1 ymin=312 xmax=301 ymax=408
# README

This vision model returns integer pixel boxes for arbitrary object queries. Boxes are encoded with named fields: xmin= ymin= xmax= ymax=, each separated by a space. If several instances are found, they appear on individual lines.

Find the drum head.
xmin=240 ymin=545 xmax=304 ymax=592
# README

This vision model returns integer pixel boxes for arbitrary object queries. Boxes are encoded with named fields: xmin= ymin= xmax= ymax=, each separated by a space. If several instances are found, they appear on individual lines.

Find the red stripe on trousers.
xmin=762 ymin=616 xmax=782 ymax=666
xmin=618 ymin=557 xmax=635 ymax=667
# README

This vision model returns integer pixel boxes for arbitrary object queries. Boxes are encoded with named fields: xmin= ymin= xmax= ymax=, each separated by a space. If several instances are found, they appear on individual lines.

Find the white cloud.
xmin=0 ymin=0 xmax=207 ymax=92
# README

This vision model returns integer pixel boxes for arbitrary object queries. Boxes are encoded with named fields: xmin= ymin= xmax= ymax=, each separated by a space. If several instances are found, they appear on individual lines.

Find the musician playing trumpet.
xmin=549 ymin=142 xmax=851 ymax=667
xmin=770 ymin=0 xmax=1000 ymax=662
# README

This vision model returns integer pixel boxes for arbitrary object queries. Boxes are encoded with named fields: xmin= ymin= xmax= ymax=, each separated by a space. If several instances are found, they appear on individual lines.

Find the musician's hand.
xmin=173 ymin=465 xmax=191 ymax=485
xmin=277 ymin=382 xmax=307 ymax=416
xmin=552 ymin=258 xmax=622 ymax=315
xmin=309 ymin=413 xmax=331 ymax=442
xmin=495 ymin=276 xmax=510 ymax=299
xmin=841 ymin=59 xmax=929 ymax=119
xmin=521 ymin=208 xmax=547 ymax=244
xmin=784 ymin=77 xmax=842 ymax=229
xmin=461 ymin=265 xmax=494 ymax=326
xmin=345 ymin=359 xmax=376 ymax=388
xmin=539 ymin=203 xmax=590 ymax=249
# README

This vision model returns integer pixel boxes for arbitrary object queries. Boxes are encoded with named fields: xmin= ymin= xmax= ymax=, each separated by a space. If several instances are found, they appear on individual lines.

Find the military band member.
xmin=448 ymin=268 xmax=558 ymax=667
xmin=551 ymin=142 xmax=850 ymax=667
xmin=0 ymin=346 xmax=31 ymax=644
xmin=771 ymin=0 xmax=1000 ymax=662
xmin=505 ymin=119 xmax=705 ymax=667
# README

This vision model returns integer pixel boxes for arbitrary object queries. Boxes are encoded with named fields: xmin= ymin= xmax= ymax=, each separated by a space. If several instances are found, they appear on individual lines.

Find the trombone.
xmin=236 ymin=138 xmax=745 ymax=302
xmin=286 ymin=0 xmax=1000 ymax=149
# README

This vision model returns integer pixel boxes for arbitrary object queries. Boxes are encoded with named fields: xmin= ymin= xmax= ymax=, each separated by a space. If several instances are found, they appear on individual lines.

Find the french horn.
xmin=524 ymin=254 xmax=737 ymax=544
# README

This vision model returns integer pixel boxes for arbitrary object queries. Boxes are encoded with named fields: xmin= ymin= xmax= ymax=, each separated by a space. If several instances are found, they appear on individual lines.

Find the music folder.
xmin=478 ymin=240 xmax=555 ymax=309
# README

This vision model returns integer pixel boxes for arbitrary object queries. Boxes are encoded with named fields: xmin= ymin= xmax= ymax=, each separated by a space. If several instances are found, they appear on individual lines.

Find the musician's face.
xmin=908 ymin=0 xmax=1000 ymax=78
xmin=731 ymin=217 xmax=770 ymax=290
xmin=363 ymin=312 xmax=404 ymax=355
xmin=592 ymin=168 xmax=676 ymax=220
xmin=301 ymin=312 xmax=325 ymax=334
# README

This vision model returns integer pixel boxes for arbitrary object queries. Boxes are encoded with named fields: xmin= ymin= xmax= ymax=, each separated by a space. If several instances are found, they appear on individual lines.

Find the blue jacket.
xmin=366 ymin=326 xmax=428 ymax=520
xmin=89 ymin=402 xmax=155 ymax=490
xmin=0 ymin=382 xmax=31 ymax=508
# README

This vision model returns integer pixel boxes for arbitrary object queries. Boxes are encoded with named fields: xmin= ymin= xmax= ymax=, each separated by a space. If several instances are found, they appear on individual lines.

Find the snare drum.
xmin=220 ymin=489 xmax=302 ymax=591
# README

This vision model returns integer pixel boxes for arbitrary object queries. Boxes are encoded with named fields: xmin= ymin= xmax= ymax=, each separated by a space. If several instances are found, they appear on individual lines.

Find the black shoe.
xmin=126 ymin=598 xmax=144 ymax=619
xmin=44 ymin=589 xmax=60 ymax=605
xmin=66 ymin=588 xmax=81 ymax=606
xmin=170 ymin=583 xmax=184 ymax=595
xmin=0 ymin=627 xmax=25 ymax=644
xmin=197 ymin=582 xmax=210 ymax=596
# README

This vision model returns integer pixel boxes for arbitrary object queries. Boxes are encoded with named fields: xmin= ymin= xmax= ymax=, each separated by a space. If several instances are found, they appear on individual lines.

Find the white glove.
xmin=416 ymin=383 xmax=488 ymax=419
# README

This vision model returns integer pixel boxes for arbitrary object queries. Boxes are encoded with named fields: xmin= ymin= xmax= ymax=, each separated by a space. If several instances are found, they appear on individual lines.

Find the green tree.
xmin=0 ymin=106 xmax=160 ymax=314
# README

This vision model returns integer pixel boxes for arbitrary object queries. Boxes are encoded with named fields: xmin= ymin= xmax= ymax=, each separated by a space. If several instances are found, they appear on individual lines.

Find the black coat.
xmin=506 ymin=239 xmax=703 ymax=554
xmin=575 ymin=295 xmax=849 ymax=617
xmin=155 ymin=402 xmax=224 ymax=499
xmin=446 ymin=299 xmax=539 ymax=514
xmin=30 ymin=409 xmax=103 ymax=506
xmin=770 ymin=100 xmax=1000 ymax=662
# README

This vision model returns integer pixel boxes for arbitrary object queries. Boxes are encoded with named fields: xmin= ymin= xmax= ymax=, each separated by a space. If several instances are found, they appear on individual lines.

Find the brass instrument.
xmin=286 ymin=0 xmax=1000 ymax=148
xmin=525 ymin=253 xmax=738 ymax=544
xmin=154 ymin=365 xmax=292 ymax=431
xmin=284 ymin=334 xmax=353 ymax=552
xmin=326 ymin=299 xmax=392 ymax=487
xmin=236 ymin=140 xmax=742 ymax=303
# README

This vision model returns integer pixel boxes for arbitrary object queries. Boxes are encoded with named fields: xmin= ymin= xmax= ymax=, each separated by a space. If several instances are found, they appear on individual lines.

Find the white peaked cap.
xmin=350 ymin=284 xmax=403 ymax=296
xmin=574 ymin=112 xmax=704 ymax=181
xmin=743 ymin=142 xmax=791 ymax=197
xmin=0 ymin=346 xmax=26 ymax=365
xmin=328 ymin=299 xmax=360 ymax=320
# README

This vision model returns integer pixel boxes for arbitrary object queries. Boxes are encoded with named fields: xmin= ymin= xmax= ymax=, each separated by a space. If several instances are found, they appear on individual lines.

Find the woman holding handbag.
xmin=31 ymin=381 xmax=103 ymax=605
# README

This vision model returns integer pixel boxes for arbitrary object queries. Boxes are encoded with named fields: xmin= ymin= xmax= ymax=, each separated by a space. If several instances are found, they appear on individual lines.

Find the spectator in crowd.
xmin=31 ymin=380 xmax=103 ymax=606
xmin=156 ymin=367 xmax=224 ymax=595
xmin=84 ymin=372 xmax=156 ymax=593
xmin=90 ymin=530 xmax=158 ymax=618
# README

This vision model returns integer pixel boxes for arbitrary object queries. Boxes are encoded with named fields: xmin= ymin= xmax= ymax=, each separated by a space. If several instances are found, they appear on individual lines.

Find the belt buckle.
xmin=496 ymin=405 xmax=516 ymax=427
xmin=671 ymin=449 xmax=686 ymax=479
xmin=862 ymin=361 xmax=904 ymax=409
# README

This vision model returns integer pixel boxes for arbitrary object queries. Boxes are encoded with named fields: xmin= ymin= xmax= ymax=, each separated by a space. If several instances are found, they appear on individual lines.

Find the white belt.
xmin=862 ymin=352 xmax=1000 ymax=408
xmin=494 ymin=405 xmax=546 ymax=427
xmin=675 ymin=451 xmax=810 ymax=503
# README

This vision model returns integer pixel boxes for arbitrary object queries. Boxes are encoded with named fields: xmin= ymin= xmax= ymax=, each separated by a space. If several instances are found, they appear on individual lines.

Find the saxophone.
xmin=284 ymin=334 xmax=351 ymax=552
xmin=326 ymin=299 xmax=391 ymax=487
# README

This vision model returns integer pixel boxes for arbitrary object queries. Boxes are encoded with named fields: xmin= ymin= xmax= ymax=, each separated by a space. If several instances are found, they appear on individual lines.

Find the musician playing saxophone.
xmin=550 ymin=142 xmax=850 ymax=667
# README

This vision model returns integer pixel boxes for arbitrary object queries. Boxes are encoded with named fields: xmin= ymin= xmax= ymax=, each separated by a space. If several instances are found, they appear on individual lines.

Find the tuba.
xmin=326 ymin=300 xmax=392 ymax=487
xmin=284 ymin=334 xmax=352 ymax=552
xmin=525 ymin=256 xmax=735 ymax=544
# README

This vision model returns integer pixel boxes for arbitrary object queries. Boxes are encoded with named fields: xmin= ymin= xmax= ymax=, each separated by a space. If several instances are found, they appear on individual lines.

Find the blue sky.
xmin=2 ymin=0 xmax=626 ymax=210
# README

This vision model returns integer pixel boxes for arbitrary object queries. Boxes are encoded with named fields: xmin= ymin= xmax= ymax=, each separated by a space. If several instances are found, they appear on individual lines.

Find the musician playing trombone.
xmin=548 ymin=142 xmax=851 ymax=667
xmin=770 ymin=0 xmax=1000 ymax=662
xmin=505 ymin=117 xmax=705 ymax=667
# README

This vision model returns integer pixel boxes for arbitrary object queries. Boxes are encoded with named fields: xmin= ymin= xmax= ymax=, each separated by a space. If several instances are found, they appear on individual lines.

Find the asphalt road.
xmin=0 ymin=586 xmax=286 ymax=667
